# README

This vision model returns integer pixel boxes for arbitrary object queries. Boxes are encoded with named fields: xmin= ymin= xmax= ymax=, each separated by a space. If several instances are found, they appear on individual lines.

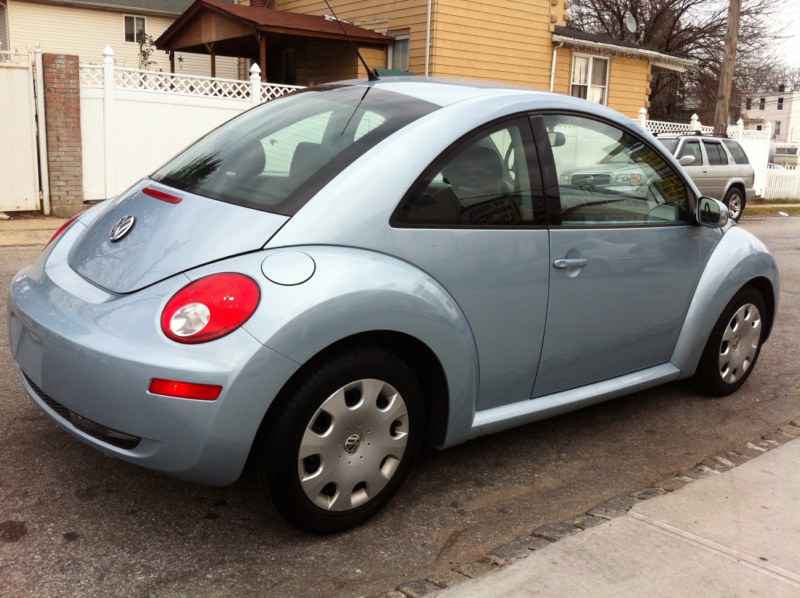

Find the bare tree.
xmin=567 ymin=0 xmax=791 ymax=122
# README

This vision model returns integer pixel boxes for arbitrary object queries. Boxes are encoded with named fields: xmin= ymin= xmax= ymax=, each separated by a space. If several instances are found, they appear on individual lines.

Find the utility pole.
xmin=714 ymin=0 xmax=741 ymax=135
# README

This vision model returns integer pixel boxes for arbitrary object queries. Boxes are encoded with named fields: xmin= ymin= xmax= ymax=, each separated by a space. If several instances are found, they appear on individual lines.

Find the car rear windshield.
xmin=152 ymin=85 xmax=439 ymax=215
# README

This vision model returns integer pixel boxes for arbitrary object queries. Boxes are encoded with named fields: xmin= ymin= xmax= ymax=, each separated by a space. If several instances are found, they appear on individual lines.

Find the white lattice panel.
xmin=645 ymin=120 xmax=713 ymax=135
xmin=79 ymin=65 xmax=104 ymax=87
xmin=261 ymin=83 xmax=303 ymax=102
xmin=114 ymin=68 xmax=251 ymax=99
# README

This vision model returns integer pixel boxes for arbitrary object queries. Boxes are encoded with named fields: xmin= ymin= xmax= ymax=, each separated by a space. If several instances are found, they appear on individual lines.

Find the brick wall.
xmin=43 ymin=54 xmax=84 ymax=217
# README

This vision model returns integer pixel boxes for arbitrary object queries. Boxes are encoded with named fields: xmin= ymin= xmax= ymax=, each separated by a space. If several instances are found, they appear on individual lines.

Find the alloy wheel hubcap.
xmin=298 ymin=379 xmax=409 ymax=511
xmin=718 ymin=302 xmax=761 ymax=384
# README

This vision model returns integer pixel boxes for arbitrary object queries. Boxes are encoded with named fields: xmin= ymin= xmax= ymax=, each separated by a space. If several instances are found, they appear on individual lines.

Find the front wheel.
xmin=723 ymin=188 xmax=746 ymax=222
xmin=257 ymin=347 xmax=424 ymax=533
xmin=691 ymin=286 xmax=765 ymax=396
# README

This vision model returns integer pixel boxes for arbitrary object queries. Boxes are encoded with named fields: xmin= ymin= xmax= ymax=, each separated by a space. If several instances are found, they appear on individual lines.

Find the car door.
xmin=676 ymin=138 xmax=715 ymax=197
xmin=531 ymin=114 xmax=714 ymax=397
xmin=699 ymin=139 xmax=732 ymax=199
xmin=390 ymin=117 xmax=550 ymax=411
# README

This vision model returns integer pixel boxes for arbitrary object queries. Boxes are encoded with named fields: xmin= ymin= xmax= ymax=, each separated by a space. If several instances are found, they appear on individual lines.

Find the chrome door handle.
xmin=553 ymin=258 xmax=588 ymax=269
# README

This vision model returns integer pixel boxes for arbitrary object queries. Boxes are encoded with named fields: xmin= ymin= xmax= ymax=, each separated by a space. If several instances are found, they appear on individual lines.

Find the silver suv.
xmin=657 ymin=134 xmax=754 ymax=221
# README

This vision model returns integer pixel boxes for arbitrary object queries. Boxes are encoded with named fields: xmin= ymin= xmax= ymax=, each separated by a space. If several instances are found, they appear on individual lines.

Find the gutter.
xmin=550 ymin=42 xmax=563 ymax=92
xmin=552 ymin=33 xmax=696 ymax=73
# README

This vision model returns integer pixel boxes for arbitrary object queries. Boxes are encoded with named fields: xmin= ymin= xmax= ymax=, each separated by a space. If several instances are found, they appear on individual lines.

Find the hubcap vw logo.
xmin=109 ymin=215 xmax=135 ymax=242
xmin=343 ymin=433 xmax=362 ymax=454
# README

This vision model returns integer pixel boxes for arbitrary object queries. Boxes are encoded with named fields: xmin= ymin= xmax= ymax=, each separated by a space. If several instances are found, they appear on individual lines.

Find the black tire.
xmin=691 ymin=286 xmax=766 ymax=396
xmin=723 ymin=188 xmax=746 ymax=222
xmin=257 ymin=347 xmax=424 ymax=533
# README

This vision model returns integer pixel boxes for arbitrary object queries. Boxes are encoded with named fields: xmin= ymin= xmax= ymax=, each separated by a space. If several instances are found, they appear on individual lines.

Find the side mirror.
xmin=695 ymin=196 xmax=729 ymax=228
xmin=678 ymin=155 xmax=696 ymax=166
xmin=548 ymin=132 xmax=566 ymax=147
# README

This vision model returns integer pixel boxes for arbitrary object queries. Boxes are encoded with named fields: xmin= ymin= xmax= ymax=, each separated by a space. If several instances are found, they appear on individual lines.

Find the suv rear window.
xmin=722 ymin=139 xmax=750 ymax=165
xmin=152 ymin=86 xmax=438 ymax=215
xmin=704 ymin=141 xmax=728 ymax=166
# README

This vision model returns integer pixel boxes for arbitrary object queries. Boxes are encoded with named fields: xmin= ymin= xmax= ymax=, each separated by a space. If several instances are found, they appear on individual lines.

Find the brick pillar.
xmin=43 ymin=54 xmax=84 ymax=217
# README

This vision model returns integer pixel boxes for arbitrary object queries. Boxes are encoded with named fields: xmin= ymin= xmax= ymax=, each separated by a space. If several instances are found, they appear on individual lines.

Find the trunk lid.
xmin=68 ymin=182 xmax=289 ymax=294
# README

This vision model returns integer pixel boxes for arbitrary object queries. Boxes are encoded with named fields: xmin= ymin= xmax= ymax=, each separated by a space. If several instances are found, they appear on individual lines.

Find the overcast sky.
xmin=778 ymin=1 xmax=800 ymax=67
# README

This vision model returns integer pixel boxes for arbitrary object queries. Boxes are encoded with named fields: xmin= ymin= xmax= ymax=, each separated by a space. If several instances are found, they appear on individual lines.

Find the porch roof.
xmin=155 ymin=0 xmax=392 ymax=57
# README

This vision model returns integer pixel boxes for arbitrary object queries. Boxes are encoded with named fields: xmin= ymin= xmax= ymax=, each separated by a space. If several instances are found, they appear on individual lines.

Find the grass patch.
xmin=745 ymin=204 xmax=800 ymax=217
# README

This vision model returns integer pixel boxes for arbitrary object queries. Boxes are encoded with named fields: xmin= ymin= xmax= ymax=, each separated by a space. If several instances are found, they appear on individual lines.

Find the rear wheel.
xmin=257 ymin=347 xmax=424 ymax=533
xmin=723 ymin=188 xmax=745 ymax=222
xmin=691 ymin=286 xmax=765 ymax=396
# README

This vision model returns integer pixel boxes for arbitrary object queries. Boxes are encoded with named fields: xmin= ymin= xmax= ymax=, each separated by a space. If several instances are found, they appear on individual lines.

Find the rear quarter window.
xmin=722 ymin=140 xmax=750 ymax=165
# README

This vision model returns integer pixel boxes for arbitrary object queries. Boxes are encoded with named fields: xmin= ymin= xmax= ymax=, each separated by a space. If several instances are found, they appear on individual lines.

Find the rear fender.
xmin=671 ymin=226 xmax=779 ymax=376
xmin=207 ymin=246 xmax=481 ymax=448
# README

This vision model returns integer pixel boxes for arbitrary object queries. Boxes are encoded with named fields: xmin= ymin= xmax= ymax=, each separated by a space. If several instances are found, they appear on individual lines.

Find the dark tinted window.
xmin=704 ymin=141 xmax=728 ymax=165
xmin=394 ymin=118 xmax=541 ymax=227
xmin=153 ymin=86 xmax=438 ymax=215
xmin=658 ymin=138 xmax=679 ymax=154
xmin=722 ymin=140 xmax=750 ymax=164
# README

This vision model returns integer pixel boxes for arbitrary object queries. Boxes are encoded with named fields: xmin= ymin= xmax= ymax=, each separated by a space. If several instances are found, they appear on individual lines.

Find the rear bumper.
xmin=8 ymin=227 xmax=299 ymax=485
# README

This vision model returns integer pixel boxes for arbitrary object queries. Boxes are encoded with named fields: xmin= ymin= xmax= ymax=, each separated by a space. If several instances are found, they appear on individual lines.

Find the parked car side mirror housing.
xmin=678 ymin=155 xmax=695 ymax=167
xmin=695 ymin=196 xmax=729 ymax=228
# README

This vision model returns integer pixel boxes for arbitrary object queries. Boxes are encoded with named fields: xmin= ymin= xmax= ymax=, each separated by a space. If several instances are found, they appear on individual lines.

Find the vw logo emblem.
xmin=343 ymin=433 xmax=362 ymax=454
xmin=109 ymin=215 xmax=135 ymax=243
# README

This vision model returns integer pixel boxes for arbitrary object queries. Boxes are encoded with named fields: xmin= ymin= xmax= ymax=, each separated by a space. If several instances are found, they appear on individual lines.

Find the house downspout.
xmin=424 ymin=0 xmax=432 ymax=76
xmin=550 ymin=43 xmax=563 ymax=92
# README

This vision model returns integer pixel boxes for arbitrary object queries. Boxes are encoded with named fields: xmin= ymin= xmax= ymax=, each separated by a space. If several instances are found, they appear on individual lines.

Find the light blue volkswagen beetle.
xmin=8 ymin=79 xmax=779 ymax=533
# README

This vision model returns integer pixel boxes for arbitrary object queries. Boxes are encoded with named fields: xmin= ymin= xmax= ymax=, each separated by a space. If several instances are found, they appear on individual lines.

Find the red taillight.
xmin=47 ymin=212 xmax=84 ymax=246
xmin=143 ymin=186 xmax=182 ymax=204
xmin=161 ymin=273 xmax=260 ymax=344
xmin=149 ymin=379 xmax=222 ymax=400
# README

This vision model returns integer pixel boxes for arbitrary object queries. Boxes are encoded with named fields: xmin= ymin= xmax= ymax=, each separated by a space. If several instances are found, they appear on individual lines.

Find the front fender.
xmin=671 ymin=226 xmax=779 ymax=376
xmin=239 ymin=246 xmax=480 ymax=446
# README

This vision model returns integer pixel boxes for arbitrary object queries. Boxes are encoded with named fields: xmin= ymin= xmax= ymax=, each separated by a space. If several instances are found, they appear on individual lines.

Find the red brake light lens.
xmin=161 ymin=273 xmax=261 ymax=344
xmin=149 ymin=379 xmax=222 ymax=400
xmin=47 ymin=212 xmax=84 ymax=246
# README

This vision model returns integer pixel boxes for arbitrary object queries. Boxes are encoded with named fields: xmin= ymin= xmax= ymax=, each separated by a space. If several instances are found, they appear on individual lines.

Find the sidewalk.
xmin=0 ymin=214 xmax=66 ymax=247
xmin=434 ymin=437 xmax=800 ymax=597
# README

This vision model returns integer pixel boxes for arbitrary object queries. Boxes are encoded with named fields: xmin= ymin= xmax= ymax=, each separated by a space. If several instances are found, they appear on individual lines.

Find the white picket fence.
xmin=81 ymin=46 xmax=303 ymax=200
xmin=763 ymin=166 xmax=800 ymax=200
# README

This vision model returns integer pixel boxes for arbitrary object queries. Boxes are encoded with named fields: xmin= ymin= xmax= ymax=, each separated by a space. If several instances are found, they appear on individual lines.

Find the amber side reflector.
xmin=149 ymin=379 xmax=222 ymax=401
xmin=143 ymin=186 xmax=182 ymax=204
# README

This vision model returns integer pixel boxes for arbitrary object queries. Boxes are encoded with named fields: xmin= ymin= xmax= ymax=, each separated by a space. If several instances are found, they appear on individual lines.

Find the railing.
xmin=0 ymin=50 xmax=31 ymax=67
xmin=80 ymin=47 xmax=303 ymax=105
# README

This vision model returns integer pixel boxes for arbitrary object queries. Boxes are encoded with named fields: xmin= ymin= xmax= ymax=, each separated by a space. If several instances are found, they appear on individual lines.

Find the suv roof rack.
xmin=654 ymin=131 xmax=730 ymax=139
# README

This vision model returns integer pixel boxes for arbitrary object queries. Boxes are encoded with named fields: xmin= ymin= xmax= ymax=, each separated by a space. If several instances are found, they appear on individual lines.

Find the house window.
xmin=390 ymin=35 xmax=409 ymax=71
xmin=778 ymin=97 xmax=784 ymax=110
xmin=124 ymin=15 xmax=145 ymax=43
xmin=759 ymin=97 xmax=765 ymax=110
xmin=570 ymin=55 xmax=608 ymax=105
xmin=775 ymin=122 xmax=781 ymax=136
xmin=745 ymin=98 xmax=751 ymax=110
xmin=756 ymin=125 xmax=763 ymax=131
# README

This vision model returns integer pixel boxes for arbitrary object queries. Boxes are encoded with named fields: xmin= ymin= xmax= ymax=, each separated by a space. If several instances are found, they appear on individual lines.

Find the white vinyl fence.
xmin=81 ymin=46 xmax=302 ymax=200
xmin=763 ymin=166 xmax=800 ymax=200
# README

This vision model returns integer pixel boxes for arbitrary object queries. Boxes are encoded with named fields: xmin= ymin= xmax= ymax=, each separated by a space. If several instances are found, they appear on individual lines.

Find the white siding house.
xmin=742 ymin=90 xmax=800 ymax=143
xmin=3 ymin=0 xmax=237 ymax=76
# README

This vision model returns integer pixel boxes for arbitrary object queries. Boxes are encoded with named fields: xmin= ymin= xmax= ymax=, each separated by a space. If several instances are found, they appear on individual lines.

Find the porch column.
xmin=259 ymin=35 xmax=267 ymax=81
xmin=169 ymin=50 xmax=175 ymax=74
xmin=205 ymin=42 xmax=216 ymax=78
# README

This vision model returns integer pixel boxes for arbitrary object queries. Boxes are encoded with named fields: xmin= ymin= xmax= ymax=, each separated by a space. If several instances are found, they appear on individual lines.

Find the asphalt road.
xmin=1 ymin=218 xmax=798 ymax=598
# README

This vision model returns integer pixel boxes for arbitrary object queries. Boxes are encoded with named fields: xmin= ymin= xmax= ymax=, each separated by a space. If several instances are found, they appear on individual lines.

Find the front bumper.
xmin=8 ymin=225 xmax=299 ymax=485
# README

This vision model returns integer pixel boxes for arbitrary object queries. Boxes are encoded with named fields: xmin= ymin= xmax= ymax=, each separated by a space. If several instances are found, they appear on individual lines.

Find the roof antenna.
xmin=322 ymin=0 xmax=379 ymax=81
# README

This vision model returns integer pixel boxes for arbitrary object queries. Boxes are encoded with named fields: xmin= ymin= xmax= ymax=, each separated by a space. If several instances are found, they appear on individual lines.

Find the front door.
xmin=532 ymin=114 xmax=714 ymax=397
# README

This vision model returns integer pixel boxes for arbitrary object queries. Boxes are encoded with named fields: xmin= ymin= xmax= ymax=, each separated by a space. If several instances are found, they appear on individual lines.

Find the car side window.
xmin=543 ymin=114 xmax=688 ymax=226
xmin=704 ymin=141 xmax=729 ymax=166
xmin=678 ymin=140 xmax=703 ymax=165
xmin=722 ymin=139 xmax=749 ymax=165
xmin=394 ymin=119 xmax=540 ymax=226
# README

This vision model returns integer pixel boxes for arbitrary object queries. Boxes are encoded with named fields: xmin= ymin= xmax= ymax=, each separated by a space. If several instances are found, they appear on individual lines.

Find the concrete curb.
xmin=379 ymin=420 xmax=800 ymax=597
